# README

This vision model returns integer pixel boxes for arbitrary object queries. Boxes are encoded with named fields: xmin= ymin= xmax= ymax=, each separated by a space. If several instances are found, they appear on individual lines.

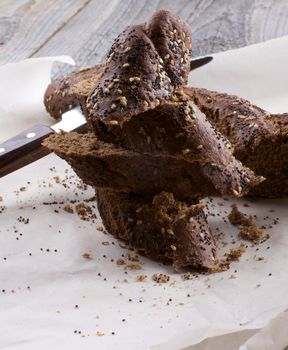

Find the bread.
xmin=183 ymin=87 xmax=288 ymax=197
xmin=44 ymin=99 xmax=263 ymax=198
xmin=44 ymin=65 xmax=102 ymax=119
xmin=43 ymin=10 xmax=273 ymax=270
xmin=96 ymin=189 xmax=217 ymax=270
xmin=145 ymin=9 xmax=192 ymax=87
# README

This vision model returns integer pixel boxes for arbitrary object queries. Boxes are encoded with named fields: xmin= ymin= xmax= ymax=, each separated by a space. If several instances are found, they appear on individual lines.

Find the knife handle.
xmin=0 ymin=125 xmax=54 ymax=178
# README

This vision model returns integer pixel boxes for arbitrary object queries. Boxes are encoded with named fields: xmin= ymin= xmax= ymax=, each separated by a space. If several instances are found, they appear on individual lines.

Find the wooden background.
xmin=1 ymin=0 xmax=288 ymax=67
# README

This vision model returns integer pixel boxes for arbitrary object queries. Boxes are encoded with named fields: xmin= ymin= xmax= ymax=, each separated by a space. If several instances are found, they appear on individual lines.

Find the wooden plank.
xmin=32 ymin=0 xmax=200 ymax=66
xmin=32 ymin=0 xmax=288 ymax=68
xmin=1 ymin=0 xmax=288 ymax=67
xmin=188 ymin=0 xmax=288 ymax=57
xmin=0 ymin=0 xmax=91 ymax=64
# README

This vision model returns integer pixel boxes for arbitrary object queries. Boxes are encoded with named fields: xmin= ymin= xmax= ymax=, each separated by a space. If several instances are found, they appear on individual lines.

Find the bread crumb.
xmin=152 ymin=273 xmax=170 ymax=283
xmin=54 ymin=176 xmax=61 ymax=184
xmin=82 ymin=252 xmax=92 ymax=259
xmin=228 ymin=204 xmax=268 ymax=243
xmin=228 ymin=204 xmax=250 ymax=226
xmin=136 ymin=274 xmax=147 ymax=282
xmin=125 ymin=262 xmax=143 ymax=270
xmin=63 ymin=204 xmax=74 ymax=213
xmin=116 ymin=259 xmax=125 ymax=266
xmin=225 ymin=243 xmax=246 ymax=262
xmin=95 ymin=331 xmax=105 ymax=336
xmin=239 ymin=225 xmax=268 ymax=243
xmin=75 ymin=203 xmax=93 ymax=220
xmin=256 ymin=256 xmax=265 ymax=261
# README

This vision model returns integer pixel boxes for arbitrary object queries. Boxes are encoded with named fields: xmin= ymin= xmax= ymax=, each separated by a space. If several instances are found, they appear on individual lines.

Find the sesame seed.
xmin=175 ymin=132 xmax=184 ymax=139
xmin=113 ymin=78 xmax=120 ymax=83
xmin=118 ymin=96 xmax=127 ymax=107
xmin=109 ymin=120 xmax=118 ymax=125
xmin=182 ymin=149 xmax=190 ymax=155
xmin=106 ymin=52 xmax=114 ymax=64
xmin=161 ymin=227 xmax=165 ymax=234
xmin=111 ymin=103 xmax=117 ymax=111
xmin=164 ymin=54 xmax=170 ymax=60
xmin=167 ymin=229 xmax=174 ymax=235
xmin=155 ymin=99 xmax=160 ymax=106
xmin=147 ymin=136 xmax=151 ymax=144
xmin=122 ymin=63 xmax=130 ymax=68
xmin=197 ymin=145 xmax=203 ymax=150
xmin=108 ymin=82 xmax=114 ymax=89
xmin=170 ymin=245 xmax=177 ymax=251
xmin=136 ymin=220 xmax=143 ymax=225
xmin=143 ymin=100 xmax=149 ymax=108
xmin=232 ymin=189 xmax=240 ymax=196
xmin=124 ymin=46 xmax=131 ymax=53
xmin=184 ymin=106 xmax=190 ymax=115
xmin=129 ymin=76 xmax=141 ymax=82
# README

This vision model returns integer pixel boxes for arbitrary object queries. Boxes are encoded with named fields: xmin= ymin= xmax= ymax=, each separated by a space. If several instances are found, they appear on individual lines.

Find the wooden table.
xmin=1 ymin=0 xmax=288 ymax=67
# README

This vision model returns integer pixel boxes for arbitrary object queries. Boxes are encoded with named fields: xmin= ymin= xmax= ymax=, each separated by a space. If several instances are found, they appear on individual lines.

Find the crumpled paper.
xmin=1 ymin=37 xmax=288 ymax=350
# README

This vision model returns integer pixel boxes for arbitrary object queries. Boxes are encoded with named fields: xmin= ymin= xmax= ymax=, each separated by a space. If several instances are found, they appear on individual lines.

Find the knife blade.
xmin=0 ymin=56 xmax=213 ymax=178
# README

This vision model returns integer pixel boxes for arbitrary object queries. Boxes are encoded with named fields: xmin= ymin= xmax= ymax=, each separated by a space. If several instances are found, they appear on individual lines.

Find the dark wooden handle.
xmin=0 ymin=125 xmax=54 ymax=178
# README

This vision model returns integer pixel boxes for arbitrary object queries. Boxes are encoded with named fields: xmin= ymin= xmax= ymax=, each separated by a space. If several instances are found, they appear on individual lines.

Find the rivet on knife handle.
xmin=0 ymin=125 xmax=54 ymax=178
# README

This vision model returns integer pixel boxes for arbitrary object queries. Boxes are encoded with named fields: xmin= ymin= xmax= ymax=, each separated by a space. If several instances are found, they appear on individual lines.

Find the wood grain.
xmin=0 ymin=0 xmax=288 ymax=66
xmin=0 ymin=0 xmax=91 ymax=64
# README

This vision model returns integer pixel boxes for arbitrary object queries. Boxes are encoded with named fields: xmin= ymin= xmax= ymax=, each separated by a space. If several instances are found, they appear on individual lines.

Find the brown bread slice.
xmin=43 ymin=131 xmax=217 ymax=199
xmin=96 ymin=189 xmax=218 ymax=270
xmin=44 ymin=65 xmax=103 ymax=120
xmin=91 ymin=100 xmax=263 ymax=197
xmin=145 ymin=9 xmax=192 ymax=86
xmin=86 ymin=10 xmax=192 ymax=128
xmin=182 ymin=87 xmax=288 ymax=197
xmin=86 ymin=24 xmax=173 ymax=127
xmin=44 ymin=101 xmax=263 ymax=200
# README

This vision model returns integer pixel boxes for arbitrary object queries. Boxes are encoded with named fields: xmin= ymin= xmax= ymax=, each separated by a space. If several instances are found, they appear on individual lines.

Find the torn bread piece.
xmin=44 ymin=65 xmax=103 ymax=120
xmin=182 ymin=87 xmax=288 ymax=197
xmin=96 ymin=189 xmax=218 ymax=270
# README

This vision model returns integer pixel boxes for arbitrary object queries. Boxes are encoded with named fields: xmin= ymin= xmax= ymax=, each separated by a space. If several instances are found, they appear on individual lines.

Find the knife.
xmin=0 ymin=56 xmax=213 ymax=178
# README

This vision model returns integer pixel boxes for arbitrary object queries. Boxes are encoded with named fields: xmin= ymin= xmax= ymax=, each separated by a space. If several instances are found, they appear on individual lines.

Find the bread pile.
xmin=43 ymin=10 xmax=288 ymax=271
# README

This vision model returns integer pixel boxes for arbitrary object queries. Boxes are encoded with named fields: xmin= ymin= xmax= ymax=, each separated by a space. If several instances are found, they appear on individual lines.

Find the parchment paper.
xmin=1 ymin=37 xmax=288 ymax=350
